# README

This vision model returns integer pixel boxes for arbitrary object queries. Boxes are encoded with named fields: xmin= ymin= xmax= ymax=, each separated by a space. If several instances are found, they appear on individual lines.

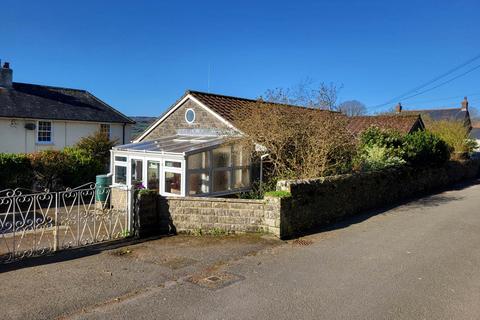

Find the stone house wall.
xmin=142 ymin=99 xmax=232 ymax=141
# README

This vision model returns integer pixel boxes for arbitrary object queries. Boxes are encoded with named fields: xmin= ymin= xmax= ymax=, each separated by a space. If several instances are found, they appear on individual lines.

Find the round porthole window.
xmin=185 ymin=108 xmax=195 ymax=124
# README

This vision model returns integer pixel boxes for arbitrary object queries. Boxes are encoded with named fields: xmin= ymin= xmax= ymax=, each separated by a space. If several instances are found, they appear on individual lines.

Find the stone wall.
xmin=277 ymin=159 xmax=480 ymax=238
xmin=135 ymin=195 xmax=280 ymax=238
xmin=143 ymin=98 xmax=231 ymax=141
xmin=134 ymin=159 xmax=480 ymax=240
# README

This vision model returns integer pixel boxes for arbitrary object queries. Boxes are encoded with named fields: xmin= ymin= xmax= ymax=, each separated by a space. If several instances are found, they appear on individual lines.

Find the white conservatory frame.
xmin=110 ymin=136 xmax=252 ymax=198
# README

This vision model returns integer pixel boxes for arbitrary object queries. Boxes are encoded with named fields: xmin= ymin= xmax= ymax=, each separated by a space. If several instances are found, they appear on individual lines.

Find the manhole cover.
xmin=292 ymin=238 xmax=314 ymax=246
xmin=189 ymin=272 xmax=244 ymax=290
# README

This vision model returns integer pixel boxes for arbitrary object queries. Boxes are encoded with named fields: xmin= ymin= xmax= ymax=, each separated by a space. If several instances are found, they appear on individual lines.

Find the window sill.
xmin=36 ymin=142 xmax=54 ymax=146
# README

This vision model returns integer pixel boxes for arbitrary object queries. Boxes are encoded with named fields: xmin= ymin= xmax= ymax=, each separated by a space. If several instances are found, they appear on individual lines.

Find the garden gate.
xmin=0 ymin=183 xmax=133 ymax=263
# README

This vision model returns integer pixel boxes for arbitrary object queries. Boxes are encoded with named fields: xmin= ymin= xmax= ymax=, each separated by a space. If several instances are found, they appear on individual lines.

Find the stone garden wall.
xmin=134 ymin=159 xmax=480 ymax=240
xmin=276 ymin=159 xmax=480 ymax=238
xmin=135 ymin=195 xmax=280 ymax=237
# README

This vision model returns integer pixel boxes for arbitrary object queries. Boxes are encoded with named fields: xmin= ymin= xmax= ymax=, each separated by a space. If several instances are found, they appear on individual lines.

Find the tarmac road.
xmin=3 ymin=181 xmax=480 ymax=320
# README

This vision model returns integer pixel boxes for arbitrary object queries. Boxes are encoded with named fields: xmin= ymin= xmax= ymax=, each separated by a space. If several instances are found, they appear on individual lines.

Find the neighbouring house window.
xmin=185 ymin=109 xmax=195 ymax=124
xmin=114 ymin=165 xmax=127 ymax=184
xmin=165 ymin=172 xmax=181 ymax=195
xmin=188 ymin=172 xmax=209 ymax=195
xmin=131 ymin=159 xmax=143 ymax=188
xmin=37 ymin=121 xmax=52 ymax=143
xmin=115 ymin=156 xmax=127 ymax=162
xmin=100 ymin=124 xmax=111 ymax=139
xmin=147 ymin=161 xmax=160 ymax=192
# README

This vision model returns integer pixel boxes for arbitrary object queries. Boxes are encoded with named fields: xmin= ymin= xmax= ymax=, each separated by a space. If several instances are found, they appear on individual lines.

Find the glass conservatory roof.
xmin=113 ymin=135 xmax=229 ymax=155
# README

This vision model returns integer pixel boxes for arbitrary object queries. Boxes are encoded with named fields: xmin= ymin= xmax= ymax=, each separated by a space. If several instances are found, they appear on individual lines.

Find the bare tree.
xmin=261 ymin=80 xmax=343 ymax=111
xmin=231 ymin=101 xmax=355 ymax=179
xmin=338 ymin=100 xmax=367 ymax=116
xmin=316 ymin=82 xmax=342 ymax=111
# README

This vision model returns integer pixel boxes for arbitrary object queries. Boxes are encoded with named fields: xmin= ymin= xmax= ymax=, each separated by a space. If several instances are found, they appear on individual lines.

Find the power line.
xmin=371 ymin=52 xmax=480 ymax=109
xmin=398 ymin=63 xmax=480 ymax=102
xmin=405 ymin=93 xmax=480 ymax=105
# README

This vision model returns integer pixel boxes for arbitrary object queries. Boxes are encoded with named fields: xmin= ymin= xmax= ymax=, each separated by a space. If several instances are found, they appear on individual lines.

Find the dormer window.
xmin=185 ymin=109 xmax=195 ymax=124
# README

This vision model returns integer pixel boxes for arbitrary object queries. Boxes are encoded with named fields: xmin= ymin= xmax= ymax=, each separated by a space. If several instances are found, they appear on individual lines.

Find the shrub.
xmin=75 ymin=131 xmax=117 ymax=169
xmin=0 ymin=153 xmax=33 ymax=190
xmin=232 ymin=101 xmax=356 ymax=179
xmin=28 ymin=150 xmax=70 ymax=191
xmin=359 ymin=145 xmax=406 ymax=171
xmin=426 ymin=119 xmax=477 ymax=156
xmin=357 ymin=127 xmax=405 ymax=171
xmin=63 ymin=147 xmax=103 ymax=187
xmin=403 ymin=131 xmax=450 ymax=166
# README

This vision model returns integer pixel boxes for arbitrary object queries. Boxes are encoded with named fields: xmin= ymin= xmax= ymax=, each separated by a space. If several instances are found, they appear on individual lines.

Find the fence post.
xmin=54 ymin=193 xmax=58 ymax=252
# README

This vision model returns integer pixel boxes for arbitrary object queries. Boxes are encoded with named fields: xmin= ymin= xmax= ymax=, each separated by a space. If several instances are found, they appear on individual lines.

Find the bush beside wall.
xmin=277 ymin=159 xmax=480 ymax=238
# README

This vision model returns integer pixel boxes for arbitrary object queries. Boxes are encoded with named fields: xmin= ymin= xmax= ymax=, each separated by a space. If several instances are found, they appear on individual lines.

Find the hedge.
xmin=0 ymin=148 xmax=104 ymax=191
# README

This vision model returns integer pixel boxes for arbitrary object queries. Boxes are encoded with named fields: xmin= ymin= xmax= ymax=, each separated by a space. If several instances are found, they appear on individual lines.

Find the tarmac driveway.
xmin=2 ymin=180 xmax=480 ymax=320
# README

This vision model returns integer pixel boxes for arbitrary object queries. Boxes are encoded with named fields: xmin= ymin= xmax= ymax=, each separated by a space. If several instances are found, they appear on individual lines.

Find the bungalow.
xmin=0 ymin=61 xmax=134 ymax=153
xmin=111 ymin=90 xmax=426 ymax=197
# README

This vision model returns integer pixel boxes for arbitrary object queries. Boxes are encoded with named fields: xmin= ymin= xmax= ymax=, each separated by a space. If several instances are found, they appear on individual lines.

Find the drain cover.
xmin=292 ymin=238 xmax=314 ymax=246
xmin=190 ymin=272 xmax=244 ymax=290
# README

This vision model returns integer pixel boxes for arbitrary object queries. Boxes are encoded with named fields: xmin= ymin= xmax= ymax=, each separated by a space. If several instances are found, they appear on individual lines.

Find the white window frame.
xmin=36 ymin=120 xmax=53 ymax=144
xmin=110 ymin=150 xmax=186 ymax=197
xmin=100 ymin=123 xmax=111 ymax=139
xmin=185 ymin=108 xmax=196 ymax=124
xmin=162 ymin=158 xmax=185 ymax=197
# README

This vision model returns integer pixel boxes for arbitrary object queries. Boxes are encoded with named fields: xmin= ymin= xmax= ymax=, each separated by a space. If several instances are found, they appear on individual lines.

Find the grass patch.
xmin=264 ymin=190 xmax=291 ymax=198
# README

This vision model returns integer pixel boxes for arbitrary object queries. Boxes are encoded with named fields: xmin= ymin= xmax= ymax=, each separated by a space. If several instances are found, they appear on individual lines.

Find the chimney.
xmin=461 ymin=96 xmax=468 ymax=111
xmin=0 ymin=61 xmax=13 ymax=88
xmin=395 ymin=102 xmax=402 ymax=113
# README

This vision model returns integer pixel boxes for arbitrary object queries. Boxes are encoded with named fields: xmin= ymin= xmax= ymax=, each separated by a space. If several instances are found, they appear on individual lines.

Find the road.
xmin=3 ymin=181 xmax=480 ymax=320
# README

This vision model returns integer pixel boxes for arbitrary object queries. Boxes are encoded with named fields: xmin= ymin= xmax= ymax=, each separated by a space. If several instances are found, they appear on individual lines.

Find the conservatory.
xmin=110 ymin=134 xmax=251 ymax=197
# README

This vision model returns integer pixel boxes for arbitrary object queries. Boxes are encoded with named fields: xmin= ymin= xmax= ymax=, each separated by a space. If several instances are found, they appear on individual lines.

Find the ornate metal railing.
xmin=0 ymin=183 xmax=132 ymax=263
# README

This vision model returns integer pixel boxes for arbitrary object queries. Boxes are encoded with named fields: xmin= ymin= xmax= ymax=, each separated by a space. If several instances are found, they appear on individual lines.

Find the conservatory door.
xmin=146 ymin=160 xmax=160 ymax=194
xmin=162 ymin=160 xmax=183 ymax=196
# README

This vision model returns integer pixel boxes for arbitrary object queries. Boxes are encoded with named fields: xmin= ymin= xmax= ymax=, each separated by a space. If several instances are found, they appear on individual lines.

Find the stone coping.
xmin=165 ymin=196 xmax=265 ymax=204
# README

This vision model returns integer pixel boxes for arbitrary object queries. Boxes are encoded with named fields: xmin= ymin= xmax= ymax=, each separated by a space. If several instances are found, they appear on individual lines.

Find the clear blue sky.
xmin=3 ymin=0 xmax=480 ymax=116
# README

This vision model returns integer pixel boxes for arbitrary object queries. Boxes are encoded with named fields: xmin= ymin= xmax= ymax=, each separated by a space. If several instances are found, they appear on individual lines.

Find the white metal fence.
xmin=0 ymin=183 xmax=132 ymax=263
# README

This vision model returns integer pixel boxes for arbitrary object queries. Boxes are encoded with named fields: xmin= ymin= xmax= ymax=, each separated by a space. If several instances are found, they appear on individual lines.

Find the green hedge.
xmin=0 ymin=153 xmax=34 ymax=190
xmin=0 ymin=148 xmax=104 ymax=191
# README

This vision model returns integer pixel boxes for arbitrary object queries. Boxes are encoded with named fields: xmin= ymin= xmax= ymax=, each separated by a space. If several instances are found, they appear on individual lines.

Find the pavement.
xmin=2 ymin=180 xmax=480 ymax=320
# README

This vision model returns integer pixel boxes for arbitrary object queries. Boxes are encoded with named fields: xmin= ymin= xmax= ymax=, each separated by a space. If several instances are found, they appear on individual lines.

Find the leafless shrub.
xmin=338 ymin=100 xmax=367 ymax=116
xmin=232 ymin=101 xmax=356 ymax=179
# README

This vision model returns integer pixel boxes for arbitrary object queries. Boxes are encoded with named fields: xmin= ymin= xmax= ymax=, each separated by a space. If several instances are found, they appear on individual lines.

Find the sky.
xmin=2 ymin=0 xmax=480 ymax=116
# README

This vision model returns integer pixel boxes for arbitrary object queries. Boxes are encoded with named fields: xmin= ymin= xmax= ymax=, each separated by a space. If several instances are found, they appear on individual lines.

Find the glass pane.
xmin=115 ymin=156 xmax=127 ymax=162
xmin=147 ymin=161 xmax=160 ymax=192
xmin=165 ymin=172 xmax=182 ymax=195
xmin=233 ymin=168 xmax=250 ymax=189
xmin=131 ymin=159 xmax=143 ymax=187
xmin=114 ymin=165 xmax=127 ymax=184
xmin=188 ymin=172 xmax=209 ymax=195
xmin=213 ymin=146 xmax=231 ymax=168
xmin=233 ymin=144 xmax=250 ymax=166
xmin=165 ymin=160 xmax=181 ymax=168
xmin=185 ymin=109 xmax=195 ymax=123
xmin=187 ymin=152 xmax=210 ymax=170
xmin=213 ymin=170 xmax=231 ymax=193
